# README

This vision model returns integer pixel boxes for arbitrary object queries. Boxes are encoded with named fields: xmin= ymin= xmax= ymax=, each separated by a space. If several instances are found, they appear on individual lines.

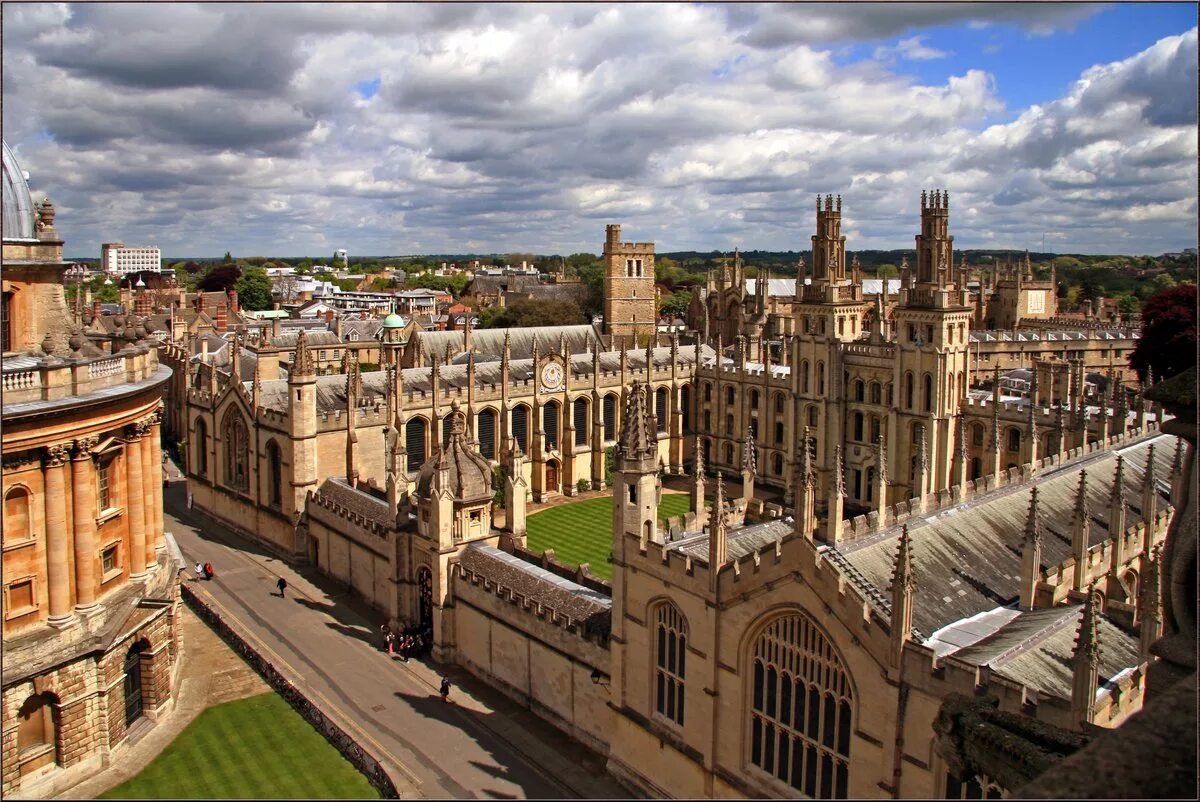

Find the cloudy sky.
xmin=3 ymin=3 xmax=1196 ymax=258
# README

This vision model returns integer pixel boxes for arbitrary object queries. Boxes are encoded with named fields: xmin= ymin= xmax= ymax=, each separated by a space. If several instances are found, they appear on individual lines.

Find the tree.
xmin=876 ymin=264 xmax=899 ymax=279
xmin=198 ymin=264 xmax=242 ymax=293
xmin=235 ymin=267 xmax=273 ymax=311
xmin=1152 ymin=273 xmax=1177 ymax=291
xmin=659 ymin=289 xmax=692 ymax=318
xmin=223 ymin=251 xmax=233 ymax=263
xmin=1116 ymin=293 xmax=1140 ymax=318
xmin=1129 ymin=284 xmax=1196 ymax=384
xmin=482 ymin=298 xmax=585 ymax=328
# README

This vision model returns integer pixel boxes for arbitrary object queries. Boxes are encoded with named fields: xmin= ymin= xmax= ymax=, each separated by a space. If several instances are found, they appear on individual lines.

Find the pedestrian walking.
xmin=381 ymin=624 xmax=393 ymax=653
xmin=439 ymin=676 xmax=452 ymax=703
xmin=203 ymin=561 xmax=214 ymax=581
xmin=276 ymin=577 xmax=287 ymax=598
xmin=194 ymin=562 xmax=204 ymax=582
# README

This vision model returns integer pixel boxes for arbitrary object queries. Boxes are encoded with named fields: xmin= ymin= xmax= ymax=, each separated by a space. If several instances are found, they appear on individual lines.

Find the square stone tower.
xmin=602 ymin=224 xmax=657 ymax=345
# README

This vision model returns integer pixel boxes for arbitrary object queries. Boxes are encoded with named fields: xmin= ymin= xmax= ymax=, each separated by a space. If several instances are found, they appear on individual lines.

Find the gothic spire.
xmin=833 ymin=444 xmax=846 ymax=497
xmin=617 ymin=382 xmax=656 ymax=461
xmin=1024 ymin=486 xmax=1042 ymax=548
xmin=892 ymin=524 xmax=916 ymax=595
xmin=742 ymin=427 xmax=757 ymax=476
xmin=875 ymin=432 xmax=889 ymax=484
xmin=709 ymin=473 xmax=728 ymax=586
xmin=1071 ymin=586 xmax=1102 ymax=725
xmin=292 ymin=328 xmax=314 ymax=378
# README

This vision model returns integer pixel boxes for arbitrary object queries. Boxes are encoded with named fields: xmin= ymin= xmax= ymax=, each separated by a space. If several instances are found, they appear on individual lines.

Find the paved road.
xmin=164 ymin=482 xmax=628 ymax=800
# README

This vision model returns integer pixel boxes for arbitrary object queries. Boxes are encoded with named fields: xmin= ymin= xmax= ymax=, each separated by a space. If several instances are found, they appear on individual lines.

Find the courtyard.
xmin=525 ymin=491 xmax=695 ymax=581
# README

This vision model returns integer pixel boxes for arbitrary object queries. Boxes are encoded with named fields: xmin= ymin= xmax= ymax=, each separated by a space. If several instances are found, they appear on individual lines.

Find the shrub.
xmin=576 ymin=478 xmax=591 ymax=494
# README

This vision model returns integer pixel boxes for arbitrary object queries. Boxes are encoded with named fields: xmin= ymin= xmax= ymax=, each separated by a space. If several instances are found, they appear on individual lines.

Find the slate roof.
xmin=834 ymin=433 xmax=1177 ymax=637
xmin=410 ymin=324 xmax=601 ymax=362
xmin=313 ymin=477 xmax=394 ymax=528
xmin=270 ymin=330 xmax=341 ymax=349
xmin=668 ymin=519 xmax=793 ymax=565
xmin=457 ymin=543 xmax=612 ymax=636
xmin=744 ymin=278 xmax=901 ymax=297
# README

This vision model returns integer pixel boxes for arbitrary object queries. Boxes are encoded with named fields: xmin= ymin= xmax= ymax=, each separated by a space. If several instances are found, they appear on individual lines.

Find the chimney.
xmin=215 ymin=301 xmax=228 ymax=333
xmin=228 ymin=288 xmax=239 ymax=314
xmin=272 ymin=315 xmax=281 ymax=340
xmin=325 ymin=309 xmax=335 ymax=325
xmin=92 ymin=299 xmax=102 ymax=320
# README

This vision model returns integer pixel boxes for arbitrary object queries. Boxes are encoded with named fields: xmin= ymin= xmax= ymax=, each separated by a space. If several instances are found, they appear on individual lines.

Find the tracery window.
xmin=653 ymin=602 xmax=687 ymax=727
xmin=656 ymin=388 xmax=668 ymax=433
xmin=266 ymin=440 xmax=283 ymax=508
xmin=478 ymin=408 xmax=497 ymax=459
xmin=222 ymin=410 xmax=250 ymax=492
xmin=544 ymin=401 xmax=560 ymax=450
xmin=573 ymin=398 xmax=588 ymax=447
xmin=512 ymin=405 xmax=529 ymax=453
xmin=603 ymin=394 xmax=617 ymax=441
xmin=749 ymin=613 xmax=852 ymax=799
xmin=194 ymin=419 xmax=208 ymax=479
xmin=406 ymin=418 xmax=427 ymax=472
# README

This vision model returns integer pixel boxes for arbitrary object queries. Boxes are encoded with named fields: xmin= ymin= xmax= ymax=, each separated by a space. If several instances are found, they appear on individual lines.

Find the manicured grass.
xmin=526 ymin=493 xmax=695 ymax=581
xmin=101 ymin=692 xmax=378 ymax=800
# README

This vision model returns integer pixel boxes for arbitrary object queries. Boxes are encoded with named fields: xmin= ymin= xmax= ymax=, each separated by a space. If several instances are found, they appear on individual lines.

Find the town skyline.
xmin=4 ymin=3 xmax=1197 ymax=257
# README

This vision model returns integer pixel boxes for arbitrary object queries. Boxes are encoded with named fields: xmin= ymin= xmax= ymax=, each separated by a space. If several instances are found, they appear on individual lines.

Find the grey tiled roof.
xmin=411 ymin=324 xmax=601 ymax=362
xmin=668 ymin=519 xmax=793 ymax=565
xmin=835 ymin=433 xmax=1177 ymax=637
xmin=457 ymin=543 xmax=611 ymax=636
xmin=312 ymin=477 xmax=394 ymax=528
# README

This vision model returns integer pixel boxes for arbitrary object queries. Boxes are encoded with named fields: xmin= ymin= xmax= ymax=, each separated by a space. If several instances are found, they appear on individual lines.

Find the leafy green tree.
xmin=659 ymin=288 xmax=692 ymax=318
xmin=482 ymin=298 xmax=585 ymax=328
xmin=1130 ymin=284 xmax=1196 ymax=383
xmin=198 ymin=264 xmax=242 ymax=293
xmin=876 ymin=264 xmax=899 ymax=278
xmin=235 ymin=267 xmax=273 ymax=311
xmin=1116 ymin=293 xmax=1140 ymax=317
xmin=223 ymin=251 xmax=233 ymax=263
xmin=1152 ymin=273 xmax=1177 ymax=291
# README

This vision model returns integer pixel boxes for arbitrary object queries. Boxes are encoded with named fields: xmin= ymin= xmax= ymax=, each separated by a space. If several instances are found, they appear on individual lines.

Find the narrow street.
xmin=164 ymin=481 xmax=628 ymax=800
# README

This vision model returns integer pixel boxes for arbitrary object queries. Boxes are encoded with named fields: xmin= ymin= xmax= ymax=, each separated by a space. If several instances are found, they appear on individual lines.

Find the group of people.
xmin=380 ymin=623 xmax=433 ymax=663
xmin=193 ymin=561 xmax=215 ymax=581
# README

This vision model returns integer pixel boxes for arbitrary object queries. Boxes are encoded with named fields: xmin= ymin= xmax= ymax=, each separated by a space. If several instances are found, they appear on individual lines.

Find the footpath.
xmin=163 ymin=481 xmax=630 ymax=800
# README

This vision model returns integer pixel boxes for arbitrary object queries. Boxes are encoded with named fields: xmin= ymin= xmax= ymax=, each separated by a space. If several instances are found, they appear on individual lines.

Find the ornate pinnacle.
xmin=1144 ymin=443 xmax=1157 ymax=492
xmin=875 ymin=433 xmax=889 ymax=484
xmin=1073 ymin=470 xmax=1089 ymax=520
xmin=743 ymin=427 xmax=757 ymax=475
xmin=1074 ymin=586 xmax=1102 ymax=666
xmin=292 ymin=329 xmax=314 ymax=377
xmin=955 ymin=413 xmax=967 ymax=461
xmin=1024 ymin=486 xmax=1042 ymax=548
xmin=892 ymin=525 xmax=916 ymax=594
xmin=694 ymin=435 xmax=705 ymax=477
xmin=833 ymin=444 xmax=846 ymax=496
xmin=917 ymin=428 xmax=929 ymax=474
xmin=1113 ymin=454 xmax=1126 ymax=503
xmin=713 ymin=472 xmax=727 ymax=534
xmin=1171 ymin=437 xmax=1185 ymax=478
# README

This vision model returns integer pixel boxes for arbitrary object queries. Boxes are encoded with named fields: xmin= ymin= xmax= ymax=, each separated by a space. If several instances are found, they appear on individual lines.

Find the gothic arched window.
xmin=749 ymin=613 xmax=852 ymax=799
xmin=266 ymin=440 xmax=283 ymax=509
xmin=681 ymin=385 xmax=691 ymax=431
xmin=511 ymin=405 xmax=530 ymax=453
xmin=852 ymin=413 xmax=864 ymax=443
xmin=194 ymin=419 xmax=208 ymax=479
xmin=775 ymin=393 xmax=785 ymax=414
xmin=773 ymin=453 xmax=784 ymax=475
xmin=221 ymin=410 xmax=250 ymax=492
xmin=603 ymin=394 xmax=617 ymax=441
xmin=904 ymin=372 xmax=914 ymax=409
xmin=478 ymin=408 xmax=497 ymax=459
xmin=727 ymin=386 xmax=736 ymax=406
xmin=801 ymin=361 xmax=810 ymax=394
xmin=922 ymin=373 xmax=933 ymax=412
xmin=751 ymin=390 xmax=760 ymax=409
xmin=1007 ymin=427 xmax=1021 ymax=453
xmin=4 ymin=486 xmax=31 ymax=544
xmin=656 ymin=388 xmax=668 ymax=433
xmin=816 ymin=362 xmax=825 ymax=395
xmin=869 ymin=382 xmax=881 ymax=405
xmin=971 ymin=423 xmax=985 ymax=447
xmin=573 ymin=398 xmax=588 ymax=447
xmin=853 ymin=381 xmax=864 ymax=402
xmin=406 ymin=418 xmax=427 ymax=472
xmin=653 ymin=602 xmax=687 ymax=727
xmin=807 ymin=406 xmax=818 ymax=428
xmin=543 ymin=401 xmax=560 ymax=450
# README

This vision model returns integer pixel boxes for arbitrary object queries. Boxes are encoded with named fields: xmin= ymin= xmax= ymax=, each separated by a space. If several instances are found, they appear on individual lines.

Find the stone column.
xmin=43 ymin=444 xmax=75 ymax=627
xmin=71 ymin=437 xmax=100 ymax=614
xmin=150 ymin=412 xmax=166 ymax=551
xmin=125 ymin=428 xmax=148 ymax=581
xmin=139 ymin=419 xmax=158 ymax=570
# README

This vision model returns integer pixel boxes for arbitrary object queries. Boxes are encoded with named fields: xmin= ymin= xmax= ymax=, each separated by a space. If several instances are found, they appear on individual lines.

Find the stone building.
xmin=603 ymin=223 xmax=658 ymax=345
xmin=1 ymin=141 xmax=180 ymax=798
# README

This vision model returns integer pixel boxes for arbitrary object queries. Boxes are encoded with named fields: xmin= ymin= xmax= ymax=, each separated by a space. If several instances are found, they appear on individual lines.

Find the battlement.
xmin=920 ymin=188 xmax=949 ymax=212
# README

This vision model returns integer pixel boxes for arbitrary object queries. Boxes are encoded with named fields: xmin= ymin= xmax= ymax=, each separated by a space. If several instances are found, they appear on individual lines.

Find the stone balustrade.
xmin=1 ymin=346 xmax=160 ymax=407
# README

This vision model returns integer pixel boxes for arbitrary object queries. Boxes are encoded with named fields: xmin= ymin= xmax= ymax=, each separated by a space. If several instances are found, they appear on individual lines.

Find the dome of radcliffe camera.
xmin=382 ymin=313 xmax=405 ymax=329
xmin=2 ymin=140 xmax=37 ymax=241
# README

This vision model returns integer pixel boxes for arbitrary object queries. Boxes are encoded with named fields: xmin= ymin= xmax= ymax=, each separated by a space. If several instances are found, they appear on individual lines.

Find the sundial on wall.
xmin=540 ymin=361 xmax=564 ymax=393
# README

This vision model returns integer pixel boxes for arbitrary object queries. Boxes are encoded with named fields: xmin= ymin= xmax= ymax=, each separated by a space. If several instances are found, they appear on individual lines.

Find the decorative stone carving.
xmin=72 ymin=436 xmax=100 ymax=459
xmin=44 ymin=443 xmax=70 ymax=467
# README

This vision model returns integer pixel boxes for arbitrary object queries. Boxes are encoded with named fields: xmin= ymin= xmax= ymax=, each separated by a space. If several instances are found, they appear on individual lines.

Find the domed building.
xmin=1 ymin=142 xmax=180 ymax=797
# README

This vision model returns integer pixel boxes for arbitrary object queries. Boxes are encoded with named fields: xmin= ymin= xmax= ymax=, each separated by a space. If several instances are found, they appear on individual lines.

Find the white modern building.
xmin=101 ymin=242 xmax=162 ymax=275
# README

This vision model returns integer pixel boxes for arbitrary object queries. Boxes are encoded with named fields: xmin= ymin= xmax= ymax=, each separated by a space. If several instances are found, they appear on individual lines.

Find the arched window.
xmin=544 ymin=401 xmax=560 ymax=450
xmin=656 ymin=388 xmax=668 ymax=433
xmin=1007 ymin=427 xmax=1021 ymax=453
xmin=773 ymin=453 xmax=784 ymax=475
xmin=853 ymin=413 xmax=864 ymax=443
xmin=194 ymin=419 xmax=208 ymax=479
xmin=971 ymin=423 xmax=985 ymax=447
xmin=681 ymin=385 xmax=691 ymax=430
xmin=511 ymin=405 xmax=529 ymax=453
xmin=727 ymin=387 xmax=736 ymax=406
xmin=654 ymin=602 xmax=687 ymax=727
xmin=221 ymin=410 xmax=249 ymax=492
xmin=726 ymin=415 xmax=735 ymax=436
xmin=442 ymin=415 xmax=453 ymax=447
xmin=970 ymin=457 xmax=981 ymax=480
xmin=869 ymin=382 xmax=881 ymax=405
xmin=775 ymin=421 xmax=785 ymax=444
xmin=807 ymin=406 xmax=818 ymax=428
xmin=750 ymin=613 xmax=852 ymax=798
xmin=603 ymin=394 xmax=617 ymax=441
xmin=573 ymin=398 xmax=588 ymax=447
xmin=870 ymin=416 xmax=881 ymax=444
xmin=816 ymin=362 xmax=825 ymax=395
xmin=904 ymin=372 xmax=914 ymax=409
xmin=406 ymin=418 xmax=427 ymax=472
xmin=853 ymin=381 xmax=864 ymax=402
xmin=704 ymin=382 xmax=712 ymax=402
xmin=725 ymin=444 xmax=735 ymax=465
xmin=17 ymin=692 xmax=59 ymax=770
xmin=751 ymin=390 xmax=760 ymax=409
xmin=775 ymin=393 xmax=785 ymax=414
xmin=478 ymin=408 xmax=497 ymax=460
xmin=922 ymin=373 xmax=933 ymax=412
xmin=801 ymin=361 xmax=810 ymax=394
xmin=4 ymin=486 xmax=31 ymax=544
xmin=266 ymin=440 xmax=282 ymax=508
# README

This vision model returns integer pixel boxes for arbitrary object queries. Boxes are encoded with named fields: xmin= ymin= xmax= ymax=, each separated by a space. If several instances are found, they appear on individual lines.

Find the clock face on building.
xmin=541 ymin=362 xmax=564 ymax=392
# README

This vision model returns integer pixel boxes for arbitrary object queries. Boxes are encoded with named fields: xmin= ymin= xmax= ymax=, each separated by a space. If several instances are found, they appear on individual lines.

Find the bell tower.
xmin=891 ymin=190 xmax=972 ymax=498
xmin=603 ymin=224 xmax=657 ymax=346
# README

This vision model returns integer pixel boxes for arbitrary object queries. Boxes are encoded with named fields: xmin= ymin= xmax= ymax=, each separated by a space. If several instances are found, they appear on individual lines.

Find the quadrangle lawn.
xmin=100 ymin=692 xmax=378 ymax=800
xmin=526 ymin=492 xmax=695 ymax=581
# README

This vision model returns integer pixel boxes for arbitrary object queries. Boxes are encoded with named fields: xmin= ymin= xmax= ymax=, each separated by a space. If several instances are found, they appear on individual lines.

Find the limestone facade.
xmin=1 ymin=142 xmax=180 ymax=798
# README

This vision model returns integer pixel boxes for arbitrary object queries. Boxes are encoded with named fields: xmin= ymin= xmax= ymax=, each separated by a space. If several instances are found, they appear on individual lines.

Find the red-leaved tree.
xmin=1130 ymin=283 xmax=1196 ymax=384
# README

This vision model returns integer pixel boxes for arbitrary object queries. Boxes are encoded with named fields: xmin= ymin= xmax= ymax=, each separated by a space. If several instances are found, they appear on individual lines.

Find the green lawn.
xmin=526 ymin=493 xmax=695 ymax=581
xmin=101 ymin=692 xmax=378 ymax=800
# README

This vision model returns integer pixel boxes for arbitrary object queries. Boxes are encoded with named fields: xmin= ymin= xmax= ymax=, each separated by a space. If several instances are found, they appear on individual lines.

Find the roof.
xmin=313 ymin=476 xmax=394 ymax=528
xmin=835 ymin=432 xmax=1176 ymax=637
xmin=410 ymin=324 xmax=601 ymax=362
xmin=744 ymin=278 xmax=901 ymax=297
xmin=2 ymin=140 xmax=36 ymax=240
xmin=668 ymin=519 xmax=793 ymax=566
xmin=415 ymin=402 xmax=492 ymax=502
xmin=458 ymin=543 xmax=611 ymax=636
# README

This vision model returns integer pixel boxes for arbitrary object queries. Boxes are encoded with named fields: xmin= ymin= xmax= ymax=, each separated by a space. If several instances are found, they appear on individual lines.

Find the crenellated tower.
xmin=603 ymin=224 xmax=657 ymax=346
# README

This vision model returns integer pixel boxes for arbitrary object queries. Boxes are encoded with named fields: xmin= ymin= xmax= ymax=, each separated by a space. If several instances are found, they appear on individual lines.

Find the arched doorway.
xmin=546 ymin=460 xmax=559 ymax=492
xmin=123 ymin=641 xmax=148 ymax=729
xmin=417 ymin=567 xmax=433 ymax=630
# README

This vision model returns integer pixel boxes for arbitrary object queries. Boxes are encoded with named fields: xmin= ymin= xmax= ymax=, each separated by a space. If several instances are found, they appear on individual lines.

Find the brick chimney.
xmin=136 ymin=290 xmax=152 ymax=316
xmin=92 ymin=299 xmax=102 ymax=320
xmin=325 ymin=309 xmax=335 ymax=325
xmin=215 ymin=301 xmax=228 ymax=333
xmin=228 ymin=288 xmax=239 ymax=314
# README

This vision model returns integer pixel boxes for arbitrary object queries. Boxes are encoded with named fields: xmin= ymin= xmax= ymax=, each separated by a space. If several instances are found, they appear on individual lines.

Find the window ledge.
xmin=18 ymin=743 xmax=54 ymax=763
xmin=96 ymin=508 xmax=122 ymax=526
xmin=2 ymin=537 xmax=37 ymax=553
xmin=4 ymin=604 xmax=38 ymax=621
xmin=100 ymin=568 xmax=123 ymax=585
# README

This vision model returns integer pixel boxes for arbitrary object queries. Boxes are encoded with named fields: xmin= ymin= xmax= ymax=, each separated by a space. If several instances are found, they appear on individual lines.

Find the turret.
xmin=1020 ymin=487 xmax=1043 ymax=610
xmin=741 ymin=427 xmax=756 ymax=504
xmin=825 ymin=444 xmax=845 ymax=544
xmin=709 ymin=474 xmax=728 ymax=592
xmin=1071 ymin=588 xmax=1102 ymax=726
xmin=889 ymin=525 xmax=916 ymax=668
xmin=613 ymin=382 xmax=663 ymax=549
xmin=1071 ymin=470 xmax=1090 ymax=591
xmin=504 ymin=438 xmax=528 ymax=545
xmin=794 ymin=428 xmax=817 ymax=540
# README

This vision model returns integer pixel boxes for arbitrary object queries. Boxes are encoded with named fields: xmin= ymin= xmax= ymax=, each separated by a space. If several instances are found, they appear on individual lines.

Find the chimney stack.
xmin=215 ymin=301 xmax=228 ymax=333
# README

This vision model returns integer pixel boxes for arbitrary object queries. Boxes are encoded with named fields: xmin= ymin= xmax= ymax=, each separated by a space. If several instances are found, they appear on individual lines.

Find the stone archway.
xmin=123 ymin=641 xmax=148 ymax=730
xmin=546 ymin=459 xmax=560 ymax=493
xmin=417 ymin=567 xmax=433 ymax=631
